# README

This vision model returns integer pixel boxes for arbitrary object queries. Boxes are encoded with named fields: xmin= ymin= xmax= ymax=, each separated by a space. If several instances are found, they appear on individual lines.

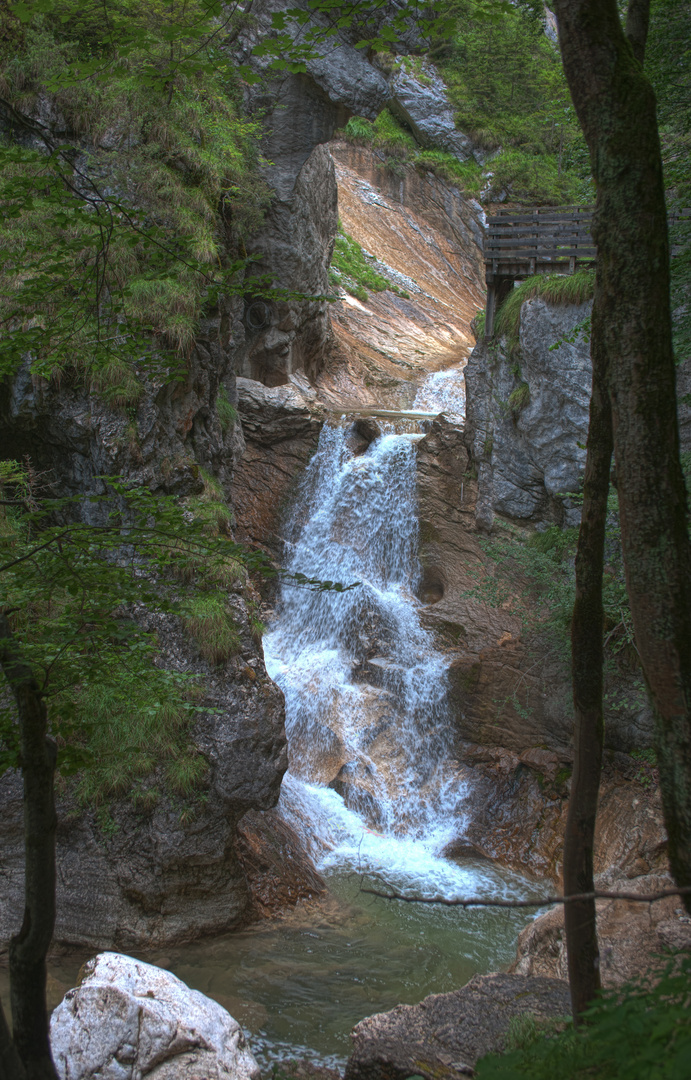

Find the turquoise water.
xmin=1 ymin=863 xmax=538 ymax=1071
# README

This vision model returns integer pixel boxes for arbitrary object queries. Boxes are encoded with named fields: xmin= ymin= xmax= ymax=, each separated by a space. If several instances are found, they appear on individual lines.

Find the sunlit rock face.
xmin=318 ymin=142 xmax=486 ymax=408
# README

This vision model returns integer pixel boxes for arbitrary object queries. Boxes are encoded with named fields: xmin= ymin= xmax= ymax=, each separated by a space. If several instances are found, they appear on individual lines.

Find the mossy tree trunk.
xmin=553 ymin=0 xmax=691 ymax=1016
xmin=0 ymin=615 xmax=58 ymax=1080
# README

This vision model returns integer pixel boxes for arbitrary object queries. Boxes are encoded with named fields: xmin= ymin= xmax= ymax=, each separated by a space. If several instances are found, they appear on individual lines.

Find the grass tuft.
xmin=184 ymin=595 xmax=240 ymax=664
xmin=217 ymin=386 xmax=238 ymax=433
xmin=74 ymin=683 xmax=205 ymax=806
xmin=493 ymin=269 xmax=595 ymax=347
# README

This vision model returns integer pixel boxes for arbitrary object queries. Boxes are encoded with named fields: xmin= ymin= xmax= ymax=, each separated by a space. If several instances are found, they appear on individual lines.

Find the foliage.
xmin=493 ymin=269 xmax=595 ymax=348
xmin=434 ymin=1 xmax=593 ymax=204
xmin=183 ymin=594 xmax=240 ymax=664
xmin=476 ymin=952 xmax=691 ymax=1079
xmin=472 ymin=493 xmax=634 ymax=662
xmin=507 ymin=381 xmax=530 ymax=416
xmin=341 ymin=107 xmax=484 ymax=195
xmin=73 ymin=681 xmax=206 ymax=806
xmin=0 ymin=0 xmax=270 ymax=396
xmin=0 ymin=462 xmax=265 ymax=797
xmin=330 ymin=223 xmax=409 ymax=300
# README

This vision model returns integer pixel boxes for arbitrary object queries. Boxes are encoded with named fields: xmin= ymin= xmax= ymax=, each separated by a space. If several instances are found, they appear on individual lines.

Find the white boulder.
xmin=49 ymin=952 xmax=261 ymax=1080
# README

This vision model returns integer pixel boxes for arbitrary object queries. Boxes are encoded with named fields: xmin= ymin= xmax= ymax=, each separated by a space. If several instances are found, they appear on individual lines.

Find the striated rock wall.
xmin=321 ymin=142 xmax=485 ymax=410
xmin=414 ymin=417 xmax=668 ymax=890
xmin=415 ymin=417 xmax=649 ymax=759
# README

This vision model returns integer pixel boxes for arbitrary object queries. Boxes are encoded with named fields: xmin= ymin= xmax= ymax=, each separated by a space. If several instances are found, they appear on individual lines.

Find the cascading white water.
xmin=265 ymin=422 xmax=525 ymax=901
xmin=412 ymin=362 xmax=467 ymax=421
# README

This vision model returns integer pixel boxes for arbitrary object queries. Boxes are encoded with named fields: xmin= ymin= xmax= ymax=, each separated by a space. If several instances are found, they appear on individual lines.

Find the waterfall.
xmin=412 ymin=362 xmax=467 ymax=421
xmin=264 ymin=423 xmax=487 ymax=896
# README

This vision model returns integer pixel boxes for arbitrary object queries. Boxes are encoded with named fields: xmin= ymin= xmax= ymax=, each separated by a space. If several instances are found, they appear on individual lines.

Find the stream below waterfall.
xmin=0 ymin=363 xmax=543 ymax=1070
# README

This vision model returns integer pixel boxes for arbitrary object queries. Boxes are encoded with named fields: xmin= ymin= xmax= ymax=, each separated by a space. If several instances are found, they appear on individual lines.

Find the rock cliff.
xmin=0 ymin=0 xmax=488 ymax=953
xmin=465 ymin=297 xmax=592 ymax=531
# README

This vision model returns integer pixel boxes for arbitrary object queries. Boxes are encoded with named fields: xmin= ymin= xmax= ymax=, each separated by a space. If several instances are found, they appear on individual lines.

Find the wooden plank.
xmin=486 ymin=234 xmax=593 ymax=246
xmin=490 ymin=205 xmax=591 ymax=216
xmin=488 ymin=213 xmax=593 ymax=225
xmin=487 ymin=228 xmax=593 ymax=239
xmin=485 ymin=248 xmax=597 ymax=259
xmin=486 ymin=242 xmax=597 ymax=254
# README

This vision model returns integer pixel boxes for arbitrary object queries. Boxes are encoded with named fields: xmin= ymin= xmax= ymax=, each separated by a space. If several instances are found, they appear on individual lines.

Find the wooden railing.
xmin=484 ymin=206 xmax=594 ymax=335
xmin=483 ymin=205 xmax=690 ymax=336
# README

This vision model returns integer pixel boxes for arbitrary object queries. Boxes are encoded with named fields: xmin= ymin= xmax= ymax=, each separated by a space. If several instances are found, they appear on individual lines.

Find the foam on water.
xmin=412 ymin=362 xmax=466 ymax=421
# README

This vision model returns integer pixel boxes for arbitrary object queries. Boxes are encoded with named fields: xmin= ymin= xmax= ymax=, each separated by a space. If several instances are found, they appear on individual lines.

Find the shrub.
xmin=476 ymin=953 xmax=691 ymax=1080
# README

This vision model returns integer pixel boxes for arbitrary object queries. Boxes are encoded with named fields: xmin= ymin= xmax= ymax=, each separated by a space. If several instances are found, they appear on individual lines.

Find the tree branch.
xmin=360 ymin=884 xmax=691 ymax=908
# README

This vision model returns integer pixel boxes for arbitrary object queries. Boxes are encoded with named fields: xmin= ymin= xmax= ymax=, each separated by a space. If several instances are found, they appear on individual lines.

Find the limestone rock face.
xmin=465 ymin=297 xmax=592 ymax=530
xmin=0 ymin=600 xmax=287 ymax=950
xmin=50 ymin=952 xmax=261 ymax=1080
xmin=415 ymin=418 xmax=576 ymax=758
xmin=459 ymin=747 xmax=668 ymax=883
xmin=232 ymin=375 xmax=324 ymax=550
xmin=511 ymin=873 xmax=691 ymax=986
xmin=239 ymin=144 xmax=339 ymax=387
xmin=0 ymin=300 xmax=245 ymax=501
xmin=318 ymin=143 xmax=485 ymax=408
xmin=344 ymin=974 xmax=571 ymax=1080
xmin=389 ymin=60 xmax=478 ymax=163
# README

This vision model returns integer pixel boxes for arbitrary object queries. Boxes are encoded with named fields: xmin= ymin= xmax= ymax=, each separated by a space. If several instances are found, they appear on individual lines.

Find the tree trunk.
xmin=554 ymin=0 xmax=691 ymax=905
xmin=0 ymin=616 xmax=58 ymax=1080
xmin=0 ymin=1002 xmax=26 ymax=1080
xmin=564 ymin=344 xmax=612 ymax=1021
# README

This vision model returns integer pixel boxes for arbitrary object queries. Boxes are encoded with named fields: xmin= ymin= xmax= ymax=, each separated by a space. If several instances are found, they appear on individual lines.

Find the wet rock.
xmin=50 ymin=952 xmax=260 ymax=1080
xmin=440 ymin=837 xmax=490 ymax=862
xmin=511 ymin=873 xmax=689 ymax=986
xmin=344 ymin=974 xmax=571 ymax=1080
xmin=459 ymin=747 xmax=668 ymax=884
xmin=236 ymin=808 xmax=326 ymax=919
xmin=344 ymin=417 xmax=382 ymax=455
xmin=232 ymin=375 xmax=324 ymax=551
xmin=390 ymin=59 xmax=479 ymax=164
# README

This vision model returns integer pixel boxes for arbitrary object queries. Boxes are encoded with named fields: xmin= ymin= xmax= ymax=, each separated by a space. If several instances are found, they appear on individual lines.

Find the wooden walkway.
xmin=484 ymin=206 xmax=594 ymax=336
xmin=483 ymin=205 xmax=690 ymax=336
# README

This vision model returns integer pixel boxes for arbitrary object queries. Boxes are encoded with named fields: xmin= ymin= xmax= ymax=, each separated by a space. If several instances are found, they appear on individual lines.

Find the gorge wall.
xmin=0 ymin=0 xmax=679 ymax=968
xmin=0 ymin=6 xmax=489 ymax=950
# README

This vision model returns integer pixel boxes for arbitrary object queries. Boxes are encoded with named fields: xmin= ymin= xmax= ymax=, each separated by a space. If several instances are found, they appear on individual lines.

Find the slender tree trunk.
xmin=564 ymin=344 xmax=612 ymax=1021
xmin=554 ymin=0 xmax=691 ymax=908
xmin=0 ymin=616 xmax=58 ymax=1080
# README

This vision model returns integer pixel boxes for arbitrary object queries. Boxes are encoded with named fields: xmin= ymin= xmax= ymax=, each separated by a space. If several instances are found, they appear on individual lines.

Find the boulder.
xmin=344 ymin=973 xmax=571 ymax=1080
xmin=352 ymin=417 xmax=383 ymax=451
xmin=50 ymin=952 xmax=261 ymax=1080
xmin=511 ymin=873 xmax=691 ymax=986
